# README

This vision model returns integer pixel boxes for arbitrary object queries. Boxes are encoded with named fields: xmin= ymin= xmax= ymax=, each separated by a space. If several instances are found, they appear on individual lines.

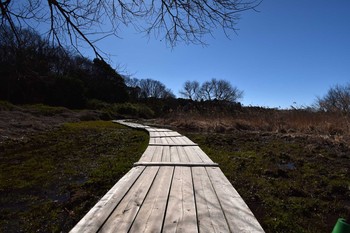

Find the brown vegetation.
xmin=157 ymin=107 xmax=350 ymax=143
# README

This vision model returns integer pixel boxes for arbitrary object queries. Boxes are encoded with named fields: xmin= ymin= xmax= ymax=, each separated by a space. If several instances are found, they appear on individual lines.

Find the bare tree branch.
xmin=0 ymin=0 xmax=261 ymax=57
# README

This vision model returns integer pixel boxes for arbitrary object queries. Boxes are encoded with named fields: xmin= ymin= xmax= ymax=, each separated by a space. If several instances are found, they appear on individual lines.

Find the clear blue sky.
xmin=84 ymin=1 xmax=350 ymax=109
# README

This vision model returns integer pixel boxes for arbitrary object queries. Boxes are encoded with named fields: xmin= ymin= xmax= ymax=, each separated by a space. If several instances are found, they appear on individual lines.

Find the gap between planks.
xmin=133 ymin=162 xmax=219 ymax=167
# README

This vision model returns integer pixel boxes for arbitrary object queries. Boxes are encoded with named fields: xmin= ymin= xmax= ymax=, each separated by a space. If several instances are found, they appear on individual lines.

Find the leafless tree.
xmin=200 ymin=80 xmax=214 ymax=101
xmin=179 ymin=80 xmax=200 ymax=100
xmin=213 ymin=79 xmax=243 ymax=102
xmin=139 ymin=78 xmax=174 ymax=99
xmin=315 ymin=84 xmax=350 ymax=113
xmin=199 ymin=78 xmax=243 ymax=102
xmin=0 ymin=0 xmax=260 ymax=58
xmin=123 ymin=76 xmax=140 ymax=88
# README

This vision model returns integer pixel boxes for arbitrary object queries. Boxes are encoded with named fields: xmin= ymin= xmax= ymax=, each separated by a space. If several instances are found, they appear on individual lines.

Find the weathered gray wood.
xmin=192 ymin=167 xmax=230 ymax=233
xmin=175 ymin=146 xmax=189 ymax=162
xmin=149 ymin=143 xmax=198 ymax=146
xmin=182 ymin=136 xmax=197 ymax=145
xmin=151 ymin=146 xmax=163 ymax=162
xmin=133 ymin=162 xmax=219 ymax=167
xmin=69 ymin=166 xmax=145 ymax=233
xmin=139 ymin=146 xmax=157 ymax=162
xmin=147 ymin=129 xmax=172 ymax=132
xmin=182 ymin=145 xmax=205 ymax=163
xmin=170 ymin=146 xmax=181 ymax=162
xmin=160 ymin=137 xmax=169 ymax=145
xmin=163 ymin=166 xmax=198 ymax=233
xmin=99 ymin=166 xmax=159 ymax=232
xmin=161 ymin=146 xmax=171 ymax=162
xmin=191 ymin=146 xmax=214 ymax=163
xmin=206 ymin=167 xmax=265 ymax=233
xmin=149 ymin=135 xmax=182 ymax=138
xmin=183 ymin=146 xmax=205 ymax=163
xmin=129 ymin=166 xmax=174 ymax=233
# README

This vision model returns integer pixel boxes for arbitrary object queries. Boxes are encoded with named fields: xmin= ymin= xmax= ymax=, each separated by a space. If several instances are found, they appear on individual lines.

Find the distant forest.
xmin=0 ymin=26 xmax=179 ymax=109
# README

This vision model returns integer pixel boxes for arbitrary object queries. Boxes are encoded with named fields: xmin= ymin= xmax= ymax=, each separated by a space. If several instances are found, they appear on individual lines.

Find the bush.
xmin=102 ymin=103 xmax=155 ymax=119
xmin=25 ymin=104 xmax=68 ymax=116
xmin=0 ymin=100 xmax=17 ymax=111
xmin=86 ymin=99 xmax=110 ymax=110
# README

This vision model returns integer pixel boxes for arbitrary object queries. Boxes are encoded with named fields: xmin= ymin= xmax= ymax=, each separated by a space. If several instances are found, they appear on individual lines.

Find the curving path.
xmin=70 ymin=120 xmax=264 ymax=233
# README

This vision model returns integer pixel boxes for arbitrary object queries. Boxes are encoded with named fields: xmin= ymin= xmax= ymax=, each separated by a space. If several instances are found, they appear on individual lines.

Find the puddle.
xmin=278 ymin=162 xmax=296 ymax=170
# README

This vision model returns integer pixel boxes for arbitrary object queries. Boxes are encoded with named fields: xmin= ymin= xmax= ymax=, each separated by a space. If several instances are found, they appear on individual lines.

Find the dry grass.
xmin=158 ymin=108 xmax=350 ymax=143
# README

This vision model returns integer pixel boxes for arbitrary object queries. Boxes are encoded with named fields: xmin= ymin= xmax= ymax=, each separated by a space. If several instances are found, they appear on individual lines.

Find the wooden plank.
xmin=149 ymin=143 xmax=198 ymax=146
xmin=206 ymin=167 xmax=265 ymax=233
xmin=129 ymin=166 xmax=174 ymax=233
xmin=151 ymin=132 xmax=161 ymax=137
xmin=163 ymin=166 xmax=198 ymax=233
xmin=70 ymin=166 xmax=145 ymax=233
xmin=162 ymin=146 xmax=171 ymax=162
xmin=114 ymin=120 xmax=150 ymax=129
xmin=175 ymin=136 xmax=187 ymax=145
xmin=139 ymin=146 xmax=156 ymax=162
xmin=170 ymin=146 xmax=180 ymax=162
xmin=160 ymin=137 xmax=169 ymax=145
xmin=165 ymin=132 xmax=182 ymax=137
xmin=151 ymin=146 xmax=163 ymax=162
xmin=149 ymin=135 xmax=182 ymax=138
xmin=192 ymin=167 xmax=230 ymax=233
xmin=176 ymin=146 xmax=190 ymax=162
xmin=182 ymin=146 xmax=205 ymax=163
xmin=99 ymin=166 xmax=160 ymax=232
xmin=133 ymin=162 xmax=219 ymax=167
xmin=154 ymin=129 xmax=172 ymax=132
xmin=149 ymin=137 xmax=156 ymax=144
xmin=191 ymin=146 xmax=214 ymax=163
xmin=182 ymin=136 xmax=197 ymax=145
xmin=183 ymin=146 xmax=204 ymax=163
xmin=165 ymin=136 xmax=176 ymax=144
xmin=170 ymin=136 xmax=185 ymax=145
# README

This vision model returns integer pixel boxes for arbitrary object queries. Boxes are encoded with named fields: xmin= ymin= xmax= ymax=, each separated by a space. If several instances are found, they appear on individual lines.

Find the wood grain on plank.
xmin=191 ymin=146 xmax=214 ymax=163
xmin=183 ymin=146 xmax=204 ymax=163
xmin=170 ymin=146 xmax=181 ymax=162
xmin=70 ymin=166 xmax=145 ymax=233
xmin=192 ymin=167 xmax=230 ymax=233
xmin=151 ymin=146 xmax=163 ymax=162
xmin=129 ymin=166 xmax=174 ymax=233
xmin=176 ymin=146 xmax=190 ymax=162
xmin=161 ymin=146 xmax=171 ymax=162
xmin=133 ymin=162 xmax=219 ymax=167
xmin=139 ymin=146 xmax=156 ymax=162
xmin=206 ymin=167 xmax=265 ymax=233
xmin=99 ymin=166 xmax=159 ymax=232
xmin=163 ymin=166 xmax=198 ymax=233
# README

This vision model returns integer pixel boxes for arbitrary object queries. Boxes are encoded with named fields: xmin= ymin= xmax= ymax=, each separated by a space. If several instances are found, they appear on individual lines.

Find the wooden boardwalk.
xmin=70 ymin=120 xmax=264 ymax=233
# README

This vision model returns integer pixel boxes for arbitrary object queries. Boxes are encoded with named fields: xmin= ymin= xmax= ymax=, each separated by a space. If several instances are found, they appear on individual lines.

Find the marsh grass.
xmin=0 ymin=121 xmax=148 ymax=232
xmin=161 ymin=108 xmax=350 ymax=142
xmin=185 ymin=131 xmax=350 ymax=233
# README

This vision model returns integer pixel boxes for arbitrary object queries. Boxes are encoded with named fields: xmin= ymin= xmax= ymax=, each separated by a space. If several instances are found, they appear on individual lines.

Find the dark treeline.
xmin=0 ymin=26 xmax=131 ymax=108
xmin=0 ymin=26 xmax=243 ymax=117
